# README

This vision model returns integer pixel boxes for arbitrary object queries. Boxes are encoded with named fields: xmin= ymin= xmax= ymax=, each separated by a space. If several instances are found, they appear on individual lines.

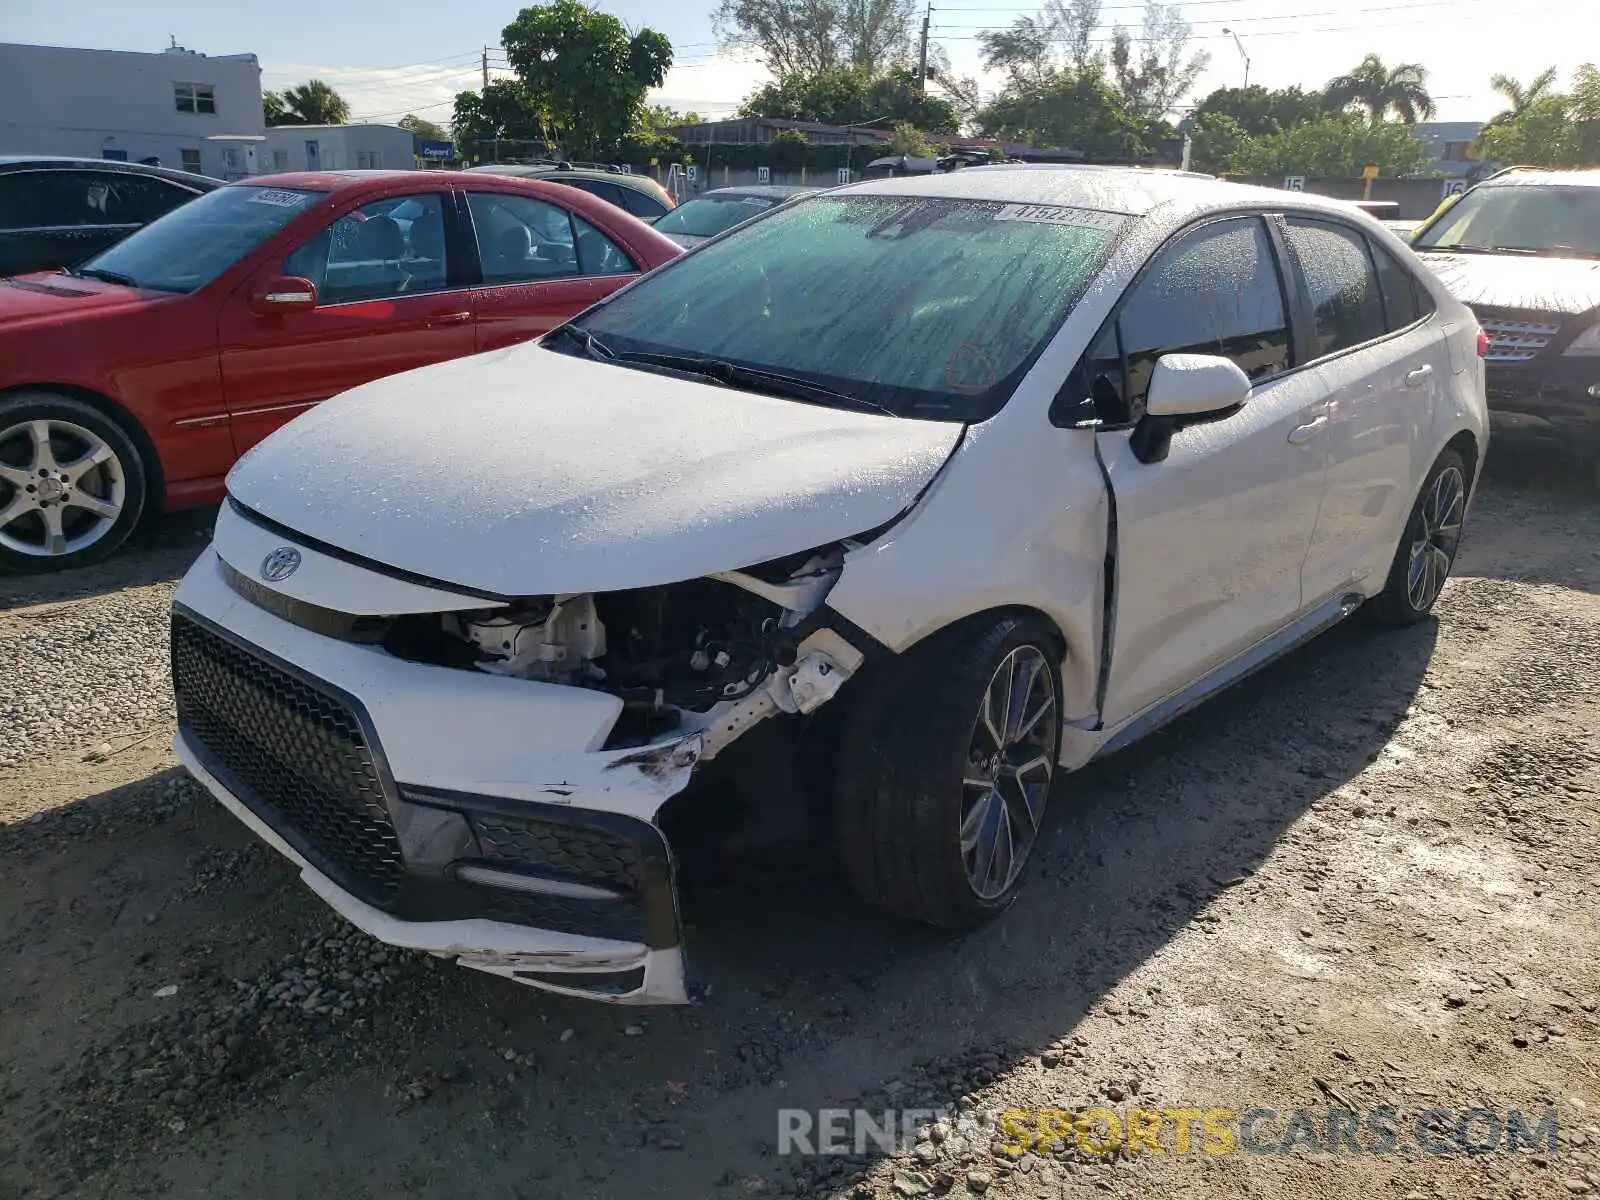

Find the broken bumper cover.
xmin=170 ymin=549 xmax=698 ymax=1004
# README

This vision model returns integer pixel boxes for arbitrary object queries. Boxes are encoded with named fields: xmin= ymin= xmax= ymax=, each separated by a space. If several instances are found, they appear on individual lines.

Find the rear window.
xmin=654 ymin=193 xmax=781 ymax=239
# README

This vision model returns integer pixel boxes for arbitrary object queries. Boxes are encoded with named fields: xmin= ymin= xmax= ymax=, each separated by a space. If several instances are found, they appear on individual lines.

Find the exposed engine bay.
xmin=380 ymin=545 xmax=866 ymax=756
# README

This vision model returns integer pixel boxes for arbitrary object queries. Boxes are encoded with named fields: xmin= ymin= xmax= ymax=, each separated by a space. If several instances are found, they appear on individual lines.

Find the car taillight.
xmin=1476 ymin=328 xmax=1489 ymax=358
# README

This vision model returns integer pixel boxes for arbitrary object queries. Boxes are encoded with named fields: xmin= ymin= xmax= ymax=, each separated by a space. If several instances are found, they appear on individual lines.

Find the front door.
xmin=1093 ymin=215 xmax=1332 ymax=728
xmin=218 ymin=191 xmax=475 ymax=455
xmin=461 ymin=190 xmax=639 ymax=352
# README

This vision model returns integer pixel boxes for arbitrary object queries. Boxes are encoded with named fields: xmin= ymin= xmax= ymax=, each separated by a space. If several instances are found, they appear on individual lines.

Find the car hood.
xmin=0 ymin=273 xmax=165 ymax=325
xmin=226 ymin=344 xmax=964 ymax=597
xmin=1415 ymin=250 xmax=1600 ymax=317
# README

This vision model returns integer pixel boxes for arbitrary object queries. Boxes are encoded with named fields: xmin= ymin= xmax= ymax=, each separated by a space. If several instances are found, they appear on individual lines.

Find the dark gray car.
xmin=0 ymin=157 xmax=218 ymax=276
xmin=649 ymin=184 xmax=817 ymax=248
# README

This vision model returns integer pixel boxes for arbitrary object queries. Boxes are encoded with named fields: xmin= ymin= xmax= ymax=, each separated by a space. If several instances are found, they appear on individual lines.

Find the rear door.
xmin=218 ymin=189 xmax=476 ymax=454
xmin=1092 ymin=214 xmax=1332 ymax=727
xmin=1281 ymin=217 xmax=1446 ymax=605
xmin=462 ymin=189 xmax=641 ymax=352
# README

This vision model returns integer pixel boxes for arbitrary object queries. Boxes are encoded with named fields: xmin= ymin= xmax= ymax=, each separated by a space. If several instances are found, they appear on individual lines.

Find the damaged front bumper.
xmin=171 ymin=549 xmax=711 ymax=1003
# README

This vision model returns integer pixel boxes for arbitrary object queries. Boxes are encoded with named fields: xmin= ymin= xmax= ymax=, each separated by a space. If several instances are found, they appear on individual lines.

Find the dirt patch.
xmin=1 ymin=426 xmax=1598 ymax=1200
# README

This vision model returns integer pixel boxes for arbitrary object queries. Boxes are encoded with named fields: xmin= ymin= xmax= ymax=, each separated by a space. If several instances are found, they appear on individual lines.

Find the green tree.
xmin=279 ymin=80 xmax=351 ymax=125
xmin=262 ymin=90 xmax=290 ymax=127
xmin=398 ymin=114 xmax=450 ymax=142
xmin=1109 ymin=2 xmax=1209 ymax=120
xmin=886 ymin=121 xmax=932 ymax=156
xmin=1229 ymin=113 xmax=1428 ymax=177
xmin=1486 ymin=68 xmax=1559 ymax=127
xmin=1186 ymin=111 xmax=1249 ymax=173
xmin=1471 ymin=64 xmax=1600 ymax=167
xmin=1192 ymin=85 xmax=1329 ymax=138
xmin=713 ymin=0 xmax=916 ymax=78
xmin=452 ymin=81 xmax=549 ymax=157
xmin=643 ymin=104 xmax=702 ymax=128
xmin=1324 ymin=54 xmax=1436 ymax=124
xmin=977 ymin=70 xmax=1145 ymax=157
xmin=738 ymin=66 xmax=958 ymax=133
xmin=768 ymin=127 xmax=811 ymax=169
xmin=500 ymin=0 xmax=673 ymax=157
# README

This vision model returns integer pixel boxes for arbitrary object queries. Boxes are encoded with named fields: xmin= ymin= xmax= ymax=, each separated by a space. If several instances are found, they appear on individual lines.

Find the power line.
xmin=932 ymin=0 xmax=1547 ymax=27
xmin=934 ymin=5 xmax=1569 ymax=39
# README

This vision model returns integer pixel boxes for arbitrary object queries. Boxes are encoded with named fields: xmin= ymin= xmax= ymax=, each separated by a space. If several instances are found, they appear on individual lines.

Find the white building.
xmin=0 ymin=41 xmax=266 ymax=179
xmin=260 ymin=124 xmax=417 ymax=174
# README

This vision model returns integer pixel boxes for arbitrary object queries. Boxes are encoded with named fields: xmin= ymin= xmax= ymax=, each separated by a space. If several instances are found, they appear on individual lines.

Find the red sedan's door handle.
xmin=427 ymin=310 xmax=473 ymax=326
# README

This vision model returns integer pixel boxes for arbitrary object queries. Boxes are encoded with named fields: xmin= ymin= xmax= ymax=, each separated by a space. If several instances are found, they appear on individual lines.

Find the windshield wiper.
xmin=549 ymin=323 xmax=615 ymax=360
xmin=606 ymin=350 xmax=897 ymax=417
xmin=71 ymin=266 xmax=139 ymax=287
xmin=1419 ymin=244 xmax=1539 ymax=256
xmin=1501 ymin=245 xmax=1600 ymax=260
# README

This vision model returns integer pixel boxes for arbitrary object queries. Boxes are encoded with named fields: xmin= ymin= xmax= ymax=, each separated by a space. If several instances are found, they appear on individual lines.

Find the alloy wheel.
xmin=1406 ymin=465 xmax=1465 ymax=612
xmin=960 ymin=645 xmax=1057 ymax=901
xmin=0 ymin=418 xmax=126 ymax=558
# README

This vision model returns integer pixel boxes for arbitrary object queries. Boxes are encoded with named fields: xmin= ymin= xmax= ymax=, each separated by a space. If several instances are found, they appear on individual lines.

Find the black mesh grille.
xmin=171 ymin=612 xmax=406 ymax=907
xmin=470 ymin=816 xmax=644 ymax=892
xmin=469 ymin=887 xmax=651 ymax=943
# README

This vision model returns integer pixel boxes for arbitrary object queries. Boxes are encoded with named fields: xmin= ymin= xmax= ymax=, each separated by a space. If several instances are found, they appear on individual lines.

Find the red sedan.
xmin=0 ymin=170 xmax=682 ymax=572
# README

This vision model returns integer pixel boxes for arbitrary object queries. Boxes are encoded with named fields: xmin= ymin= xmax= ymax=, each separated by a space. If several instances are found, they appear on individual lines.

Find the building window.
xmin=272 ymin=149 xmax=289 ymax=171
xmin=357 ymin=151 xmax=383 ymax=169
xmin=175 ymin=83 xmax=217 ymax=115
xmin=1443 ymin=140 xmax=1472 ymax=163
xmin=180 ymin=148 xmax=203 ymax=173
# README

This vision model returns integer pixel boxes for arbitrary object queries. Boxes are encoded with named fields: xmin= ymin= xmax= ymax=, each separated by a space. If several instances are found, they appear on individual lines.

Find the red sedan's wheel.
xmin=0 ymin=392 xmax=148 ymax=574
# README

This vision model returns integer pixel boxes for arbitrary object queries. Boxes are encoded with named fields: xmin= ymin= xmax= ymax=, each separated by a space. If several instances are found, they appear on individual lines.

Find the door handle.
xmin=1287 ymin=416 xmax=1328 ymax=445
xmin=1404 ymin=365 xmax=1433 ymax=388
xmin=427 ymin=310 xmax=473 ymax=325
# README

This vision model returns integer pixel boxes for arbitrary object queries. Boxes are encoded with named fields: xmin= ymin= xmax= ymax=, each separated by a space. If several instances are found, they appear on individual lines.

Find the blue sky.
xmin=1 ymin=0 xmax=1594 ymax=126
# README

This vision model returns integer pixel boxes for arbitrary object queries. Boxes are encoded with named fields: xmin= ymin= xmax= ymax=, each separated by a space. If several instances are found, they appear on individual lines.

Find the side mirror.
xmin=1130 ymin=353 xmax=1250 ymax=464
xmin=249 ymin=276 xmax=318 ymax=315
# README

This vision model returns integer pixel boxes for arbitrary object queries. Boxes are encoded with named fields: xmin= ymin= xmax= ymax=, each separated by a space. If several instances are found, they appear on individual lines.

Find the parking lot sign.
xmin=1283 ymin=175 xmax=1305 ymax=191
xmin=757 ymin=165 xmax=771 ymax=184
xmin=1442 ymin=179 xmax=1467 ymax=199
xmin=837 ymin=167 xmax=853 ymax=185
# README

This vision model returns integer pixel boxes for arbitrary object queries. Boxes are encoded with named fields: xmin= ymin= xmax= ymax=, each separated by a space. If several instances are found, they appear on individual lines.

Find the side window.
xmin=617 ymin=185 xmax=667 ymax=220
xmin=1114 ymin=217 xmax=1291 ymax=416
xmin=1283 ymin=218 xmax=1388 ymax=357
xmin=561 ymin=178 xmax=630 ymax=210
xmin=573 ymin=215 xmax=637 ymax=276
xmin=93 ymin=174 xmax=196 ymax=224
xmin=0 ymin=175 xmax=49 ymax=230
xmin=466 ymin=191 xmax=579 ymax=284
xmin=1370 ymin=240 xmax=1436 ymax=329
xmin=283 ymin=193 xmax=449 ymax=305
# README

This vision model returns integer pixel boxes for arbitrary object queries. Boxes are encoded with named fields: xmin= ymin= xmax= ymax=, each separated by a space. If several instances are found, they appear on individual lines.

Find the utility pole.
xmin=917 ymin=6 xmax=931 ymax=92
xmin=482 ymin=46 xmax=490 ymax=91
xmin=1221 ymin=28 xmax=1250 ymax=90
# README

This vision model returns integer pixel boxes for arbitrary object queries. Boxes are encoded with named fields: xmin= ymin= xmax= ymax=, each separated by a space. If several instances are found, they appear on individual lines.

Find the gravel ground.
xmin=0 ymin=423 xmax=1597 ymax=1200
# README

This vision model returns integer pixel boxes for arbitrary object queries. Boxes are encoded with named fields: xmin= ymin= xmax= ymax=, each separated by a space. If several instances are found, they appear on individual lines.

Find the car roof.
xmin=0 ymin=155 xmax=220 ymax=189
xmin=834 ymin=164 xmax=1366 ymax=221
xmin=1479 ymin=167 xmax=1600 ymax=189
xmin=465 ymin=164 xmax=663 ymax=193
xmin=695 ymin=185 xmax=818 ymax=199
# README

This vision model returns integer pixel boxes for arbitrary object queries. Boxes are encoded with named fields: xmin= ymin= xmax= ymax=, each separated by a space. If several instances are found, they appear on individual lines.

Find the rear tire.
xmin=835 ymin=614 xmax=1062 ymax=929
xmin=1364 ymin=447 xmax=1468 ymax=627
xmin=0 ymin=392 xmax=148 ymax=574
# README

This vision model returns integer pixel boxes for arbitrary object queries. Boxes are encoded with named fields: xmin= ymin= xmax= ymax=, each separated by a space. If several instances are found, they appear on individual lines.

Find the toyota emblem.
xmin=260 ymin=547 xmax=302 ymax=582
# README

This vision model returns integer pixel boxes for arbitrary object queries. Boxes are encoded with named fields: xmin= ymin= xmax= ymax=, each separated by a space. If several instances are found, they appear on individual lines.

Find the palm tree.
xmin=280 ymin=80 xmax=351 ymax=126
xmin=1325 ymin=54 xmax=1437 ymax=124
xmin=1487 ymin=67 xmax=1559 ymax=126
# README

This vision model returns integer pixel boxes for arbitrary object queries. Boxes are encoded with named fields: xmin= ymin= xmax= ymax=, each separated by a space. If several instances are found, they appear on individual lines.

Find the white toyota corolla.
xmin=170 ymin=168 xmax=1488 ymax=1003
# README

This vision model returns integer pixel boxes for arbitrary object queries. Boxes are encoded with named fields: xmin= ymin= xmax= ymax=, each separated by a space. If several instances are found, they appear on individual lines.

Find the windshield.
xmin=1414 ymin=184 xmax=1600 ymax=258
xmin=565 ymin=195 xmax=1125 ymax=421
xmin=653 ymin=193 xmax=785 ymax=239
xmin=76 ymin=185 xmax=328 ymax=293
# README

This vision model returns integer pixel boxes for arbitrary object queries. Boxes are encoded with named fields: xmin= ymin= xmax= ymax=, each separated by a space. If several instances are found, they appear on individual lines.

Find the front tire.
xmin=835 ymin=614 xmax=1062 ymax=929
xmin=1364 ymin=446 xmax=1468 ymax=627
xmin=0 ymin=393 xmax=147 ymax=574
